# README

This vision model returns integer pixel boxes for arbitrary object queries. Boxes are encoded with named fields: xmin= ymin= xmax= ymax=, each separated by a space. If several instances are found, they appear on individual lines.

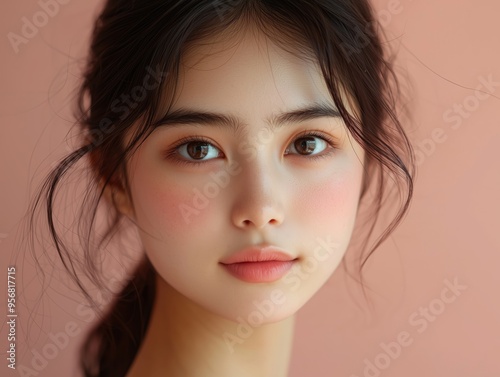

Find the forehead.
xmin=171 ymin=27 xmax=336 ymax=115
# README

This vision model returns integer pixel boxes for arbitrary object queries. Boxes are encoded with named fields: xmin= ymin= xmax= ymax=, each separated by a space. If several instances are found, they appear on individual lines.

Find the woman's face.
xmin=121 ymin=29 xmax=365 ymax=323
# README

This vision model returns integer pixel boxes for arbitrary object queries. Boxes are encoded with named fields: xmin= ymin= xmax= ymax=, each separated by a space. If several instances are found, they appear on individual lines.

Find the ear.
xmin=102 ymin=181 xmax=135 ymax=219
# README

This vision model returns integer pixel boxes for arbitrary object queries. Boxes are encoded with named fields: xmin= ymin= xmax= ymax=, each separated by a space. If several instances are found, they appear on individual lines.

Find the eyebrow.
xmin=152 ymin=103 xmax=341 ymax=134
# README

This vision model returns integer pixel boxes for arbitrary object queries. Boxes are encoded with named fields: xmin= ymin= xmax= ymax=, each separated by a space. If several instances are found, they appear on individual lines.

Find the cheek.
xmin=130 ymin=171 xmax=220 ymax=277
xmin=127 ymin=152 xmax=213 ymax=237
xmin=132 ymin=177 xmax=216 ymax=237
xmin=296 ymin=170 xmax=362 ymax=234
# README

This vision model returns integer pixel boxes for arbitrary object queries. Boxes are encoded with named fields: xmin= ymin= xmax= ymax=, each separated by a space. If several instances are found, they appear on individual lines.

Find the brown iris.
xmin=186 ymin=142 xmax=210 ymax=159
xmin=294 ymin=137 xmax=316 ymax=155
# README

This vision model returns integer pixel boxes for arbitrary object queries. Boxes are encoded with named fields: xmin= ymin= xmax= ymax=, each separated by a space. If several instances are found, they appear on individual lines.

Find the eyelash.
xmin=163 ymin=131 xmax=338 ymax=167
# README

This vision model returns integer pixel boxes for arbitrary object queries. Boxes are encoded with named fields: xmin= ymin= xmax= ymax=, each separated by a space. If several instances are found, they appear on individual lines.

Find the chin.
xmin=212 ymin=282 xmax=321 ymax=326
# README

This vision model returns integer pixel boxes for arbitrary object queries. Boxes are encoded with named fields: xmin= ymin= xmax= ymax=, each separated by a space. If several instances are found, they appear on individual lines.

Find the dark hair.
xmin=27 ymin=0 xmax=414 ymax=376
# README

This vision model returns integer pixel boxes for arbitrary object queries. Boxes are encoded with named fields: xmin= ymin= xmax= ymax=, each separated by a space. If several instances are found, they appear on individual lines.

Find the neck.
xmin=126 ymin=275 xmax=296 ymax=377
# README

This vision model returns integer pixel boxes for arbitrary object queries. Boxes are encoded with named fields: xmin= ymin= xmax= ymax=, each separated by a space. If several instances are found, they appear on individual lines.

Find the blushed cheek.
xmin=134 ymin=179 xmax=216 ymax=238
xmin=298 ymin=172 xmax=361 ymax=235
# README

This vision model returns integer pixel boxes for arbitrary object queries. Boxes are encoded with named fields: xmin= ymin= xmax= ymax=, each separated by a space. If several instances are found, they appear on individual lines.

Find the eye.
xmin=285 ymin=131 xmax=337 ymax=159
xmin=178 ymin=141 xmax=220 ymax=161
xmin=164 ymin=131 xmax=337 ymax=167
xmin=164 ymin=136 xmax=223 ymax=166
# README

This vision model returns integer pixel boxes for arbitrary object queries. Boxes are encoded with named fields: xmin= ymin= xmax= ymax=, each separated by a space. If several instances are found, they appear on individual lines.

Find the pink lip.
xmin=220 ymin=245 xmax=297 ymax=283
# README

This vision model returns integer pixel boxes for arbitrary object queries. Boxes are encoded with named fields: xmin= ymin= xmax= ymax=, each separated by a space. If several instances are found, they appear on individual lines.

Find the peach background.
xmin=1 ymin=0 xmax=499 ymax=376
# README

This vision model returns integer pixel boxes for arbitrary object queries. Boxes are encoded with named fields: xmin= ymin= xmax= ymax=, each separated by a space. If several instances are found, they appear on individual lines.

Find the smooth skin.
xmin=115 ymin=24 xmax=365 ymax=377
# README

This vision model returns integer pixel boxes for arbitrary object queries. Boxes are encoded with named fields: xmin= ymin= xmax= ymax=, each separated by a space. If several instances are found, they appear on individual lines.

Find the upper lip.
xmin=220 ymin=244 xmax=296 ymax=264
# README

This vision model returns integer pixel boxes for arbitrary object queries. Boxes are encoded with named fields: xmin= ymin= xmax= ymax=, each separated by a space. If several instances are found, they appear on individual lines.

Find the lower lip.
xmin=221 ymin=260 xmax=296 ymax=283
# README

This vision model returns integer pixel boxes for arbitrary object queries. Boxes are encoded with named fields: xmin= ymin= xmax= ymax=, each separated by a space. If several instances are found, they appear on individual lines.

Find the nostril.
xmin=241 ymin=218 xmax=279 ymax=228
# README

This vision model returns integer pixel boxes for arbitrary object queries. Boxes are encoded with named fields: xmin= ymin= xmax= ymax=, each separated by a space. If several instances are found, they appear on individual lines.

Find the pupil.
xmin=296 ymin=137 xmax=316 ymax=154
xmin=188 ymin=142 xmax=209 ymax=159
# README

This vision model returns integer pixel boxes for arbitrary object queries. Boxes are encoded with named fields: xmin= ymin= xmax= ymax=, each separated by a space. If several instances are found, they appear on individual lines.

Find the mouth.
xmin=219 ymin=244 xmax=298 ymax=283
xmin=220 ymin=260 xmax=297 ymax=283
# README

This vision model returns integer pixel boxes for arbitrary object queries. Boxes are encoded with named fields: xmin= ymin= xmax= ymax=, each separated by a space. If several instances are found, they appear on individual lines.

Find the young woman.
xmin=28 ymin=0 xmax=414 ymax=376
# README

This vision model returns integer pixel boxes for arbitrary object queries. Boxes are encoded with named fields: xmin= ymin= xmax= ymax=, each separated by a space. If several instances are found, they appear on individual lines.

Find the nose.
xmin=230 ymin=160 xmax=285 ymax=230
